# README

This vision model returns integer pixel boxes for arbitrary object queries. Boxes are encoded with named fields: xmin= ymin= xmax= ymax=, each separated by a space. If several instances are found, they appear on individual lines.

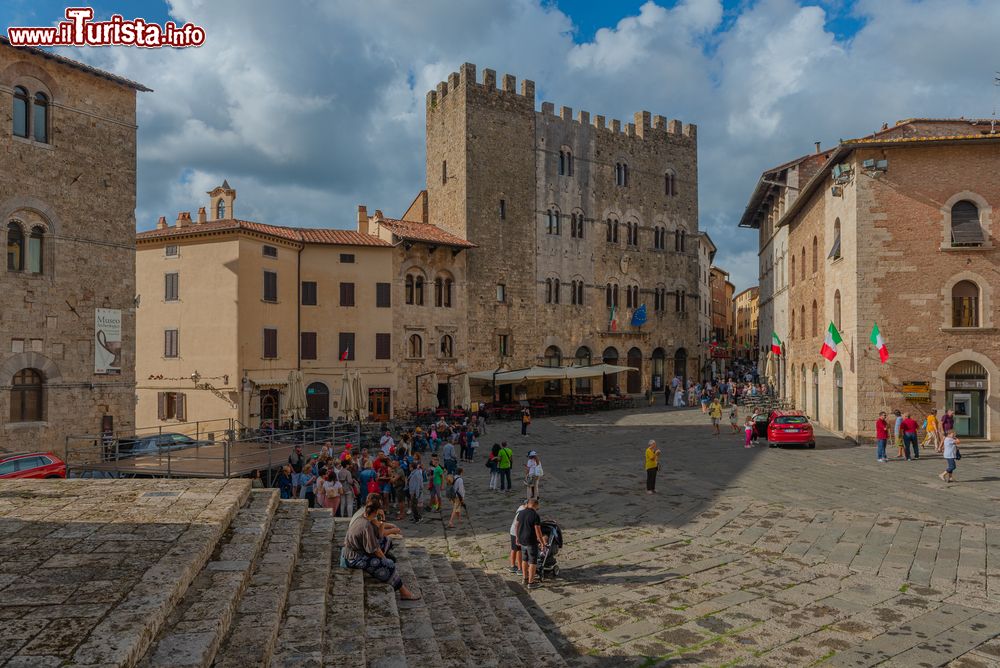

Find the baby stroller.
xmin=537 ymin=519 xmax=564 ymax=580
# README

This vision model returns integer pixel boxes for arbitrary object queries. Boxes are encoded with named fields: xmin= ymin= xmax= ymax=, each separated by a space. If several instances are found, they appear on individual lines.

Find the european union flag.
xmin=631 ymin=303 xmax=647 ymax=328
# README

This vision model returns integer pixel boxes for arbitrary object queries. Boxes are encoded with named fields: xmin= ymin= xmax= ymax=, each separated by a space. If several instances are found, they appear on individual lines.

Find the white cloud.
xmin=34 ymin=0 xmax=1000 ymax=293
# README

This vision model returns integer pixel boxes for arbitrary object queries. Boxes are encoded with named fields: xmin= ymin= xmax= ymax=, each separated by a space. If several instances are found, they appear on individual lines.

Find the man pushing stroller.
xmin=513 ymin=498 xmax=547 ymax=589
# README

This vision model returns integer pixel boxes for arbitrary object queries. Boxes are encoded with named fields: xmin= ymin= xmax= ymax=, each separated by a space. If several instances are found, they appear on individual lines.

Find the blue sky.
xmin=2 ymin=0 xmax=995 ymax=291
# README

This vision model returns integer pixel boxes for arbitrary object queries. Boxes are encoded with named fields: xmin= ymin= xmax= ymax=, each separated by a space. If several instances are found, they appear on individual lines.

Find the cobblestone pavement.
xmin=424 ymin=403 xmax=1000 ymax=667
xmin=0 ymin=479 xmax=249 ymax=667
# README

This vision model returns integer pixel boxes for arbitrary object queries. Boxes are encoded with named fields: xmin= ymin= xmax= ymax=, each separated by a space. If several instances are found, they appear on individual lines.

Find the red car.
xmin=0 ymin=452 xmax=67 ymax=479
xmin=767 ymin=411 xmax=816 ymax=449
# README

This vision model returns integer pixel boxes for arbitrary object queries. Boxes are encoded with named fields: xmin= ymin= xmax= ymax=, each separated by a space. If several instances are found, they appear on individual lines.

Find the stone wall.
xmin=0 ymin=46 xmax=139 ymax=454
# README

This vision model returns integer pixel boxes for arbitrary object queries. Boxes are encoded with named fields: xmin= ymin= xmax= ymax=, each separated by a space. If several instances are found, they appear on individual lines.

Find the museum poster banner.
xmin=95 ymin=308 xmax=122 ymax=375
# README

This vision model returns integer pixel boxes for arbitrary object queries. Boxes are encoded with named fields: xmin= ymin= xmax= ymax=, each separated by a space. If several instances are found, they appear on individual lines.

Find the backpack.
xmin=445 ymin=475 xmax=457 ymax=500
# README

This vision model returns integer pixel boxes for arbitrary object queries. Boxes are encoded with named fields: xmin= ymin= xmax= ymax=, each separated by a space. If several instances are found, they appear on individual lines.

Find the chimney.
xmin=156 ymin=216 xmax=167 ymax=230
xmin=175 ymin=212 xmax=188 ymax=228
xmin=357 ymin=205 xmax=369 ymax=235
xmin=373 ymin=209 xmax=384 ymax=222
xmin=196 ymin=207 xmax=206 ymax=224
xmin=814 ymin=141 xmax=821 ymax=154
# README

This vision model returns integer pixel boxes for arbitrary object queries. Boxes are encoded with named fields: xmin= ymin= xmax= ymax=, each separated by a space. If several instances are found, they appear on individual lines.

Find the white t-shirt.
xmin=324 ymin=479 xmax=342 ymax=497
xmin=527 ymin=460 xmax=543 ymax=478
xmin=380 ymin=435 xmax=394 ymax=455
xmin=510 ymin=504 xmax=526 ymax=536
xmin=943 ymin=436 xmax=958 ymax=459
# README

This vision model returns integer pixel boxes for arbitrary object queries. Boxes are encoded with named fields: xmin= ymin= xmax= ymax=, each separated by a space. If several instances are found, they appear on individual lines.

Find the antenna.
xmin=993 ymin=71 xmax=1000 ymax=134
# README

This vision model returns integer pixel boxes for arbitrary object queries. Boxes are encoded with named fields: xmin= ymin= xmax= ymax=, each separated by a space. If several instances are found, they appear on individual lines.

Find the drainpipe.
xmin=296 ymin=244 xmax=303 ymax=370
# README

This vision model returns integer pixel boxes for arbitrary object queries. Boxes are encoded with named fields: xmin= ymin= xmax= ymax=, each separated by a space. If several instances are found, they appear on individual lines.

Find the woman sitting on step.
xmin=343 ymin=503 xmax=420 ymax=600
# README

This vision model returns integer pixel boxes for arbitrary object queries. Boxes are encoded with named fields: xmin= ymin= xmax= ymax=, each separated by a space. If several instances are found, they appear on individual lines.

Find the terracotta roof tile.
xmin=136 ymin=219 xmax=391 ymax=247
xmin=298 ymin=228 xmax=391 ymax=246
xmin=376 ymin=218 xmax=475 ymax=248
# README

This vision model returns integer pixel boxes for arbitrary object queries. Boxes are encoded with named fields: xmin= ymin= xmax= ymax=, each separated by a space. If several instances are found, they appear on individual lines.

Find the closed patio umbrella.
xmin=351 ymin=370 xmax=368 ymax=422
xmin=339 ymin=369 xmax=355 ymax=420
xmin=286 ymin=370 xmax=307 ymax=421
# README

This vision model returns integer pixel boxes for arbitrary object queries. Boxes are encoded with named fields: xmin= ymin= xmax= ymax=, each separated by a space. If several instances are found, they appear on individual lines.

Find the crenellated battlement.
xmin=426 ymin=62 xmax=535 ymax=110
xmin=539 ymin=101 xmax=696 ymax=142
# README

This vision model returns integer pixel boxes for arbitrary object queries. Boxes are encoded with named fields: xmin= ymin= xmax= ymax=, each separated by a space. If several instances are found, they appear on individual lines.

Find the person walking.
xmin=497 ymin=441 xmax=514 ymax=493
xmin=508 ymin=501 xmax=527 ymax=576
xmin=939 ymin=430 xmax=959 ymax=483
xmin=442 ymin=439 xmax=458 ymax=475
xmin=875 ymin=411 xmax=889 ymax=463
xmin=941 ymin=409 xmax=955 ymax=437
xmin=407 ymin=462 xmax=424 ymax=522
xmin=925 ymin=409 xmax=942 ymax=453
xmin=709 ymin=397 xmax=723 ymax=436
xmin=893 ymin=409 xmax=904 ymax=459
xmin=521 ymin=407 xmax=531 ymax=436
xmin=645 ymin=439 xmax=660 ymax=494
xmin=487 ymin=443 xmax=501 ymax=491
xmin=446 ymin=468 xmax=465 ymax=529
xmin=525 ymin=451 xmax=543 ymax=500
xmin=728 ymin=403 xmax=740 ymax=434
xmin=901 ymin=412 xmax=920 ymax=460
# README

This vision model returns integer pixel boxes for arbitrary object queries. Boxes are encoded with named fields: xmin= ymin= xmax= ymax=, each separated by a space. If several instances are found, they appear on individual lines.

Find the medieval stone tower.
xmin=426 ymin=62 xmax=702 ymax=390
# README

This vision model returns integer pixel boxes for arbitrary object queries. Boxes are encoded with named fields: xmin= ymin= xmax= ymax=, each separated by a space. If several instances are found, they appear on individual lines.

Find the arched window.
xmin=791 ymin=310 xmax=796 ymax=338
xmin=13 ymin=86 xmax=28 ymax=138
xmin=444 ymin=278 xmax=453 ymax=307
xmin=547 ymin=209 xmax=561 ymax=235
xmin=559 ymin=149 xmax=573 ymax=176
xmin=575 ymin=280 xmax=584 ymax=305
xmin=665 ymin=170 xmax=677 ymax=196
xmin=545 ymin=278 xmax=553 ymax=304
xmin=615 ymin=162 xmax=629 ymax=186
xmin=606 ymin=283 xmax=619 ymax=308
xmin=408 ymin=334 xmax=423 ymax=358
xmin=811 ymin=300 xmax=818 ymax=337
xmin=10 ymin=368 xmax=43 ymax=422
xmin=440 ymin=334 xmax=454 ymax=358
xmin=950 ymin=200 xmax=984 ymax=247
xmin=216 ymin=199 xmax=226 ymax=220
xmin=553 ymin=278 xmax=560 ymax=304
xmin=829 ymin=219 xmax=842 ymax=260
xmin=405 ymin=274 xmax=414 ymax=304
xmin=790 ymin=255 xmax=796 ymax=286
xmin=32 ymin=92 xmax=49 ymax=143
xmin=833 ymin=290 xmax=842 ymax=330
xmin=952 ymin=280 xmax=980 ymax=327
xmin=800 ymin=247 xmax=806 ymax=281
xmin=6 ymin=222 xmax=24 ymax=272
xmin=571 ymin=211 xmax=584 ymax=238
xmin=434 ymin=275 xmax=453 ymax=307
xmin=414 ymin=276 xmax=424 ymax=305
xmin=812 ymin=236 xmax=818 ymax=272
xmin=27 ymin=226 xmax=43 ymax=274
xmin=800 ymin=305 xmax=805 ymax=340
xmin=606 ymin=217 xmax=619 ymax=243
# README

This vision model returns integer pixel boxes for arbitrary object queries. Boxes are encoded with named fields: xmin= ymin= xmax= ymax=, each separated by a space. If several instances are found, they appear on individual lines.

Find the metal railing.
xmin=64 ymin=418 xmax=362 ymax=481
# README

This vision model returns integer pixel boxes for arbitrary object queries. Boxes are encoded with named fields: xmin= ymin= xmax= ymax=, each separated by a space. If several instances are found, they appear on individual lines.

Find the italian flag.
xmin=771 ymin=332 xmax=782 ymax=356
xmin=820 ymin=322 xmax=842 ymax=361
xmin=870 ymin=322 xmax=889 ymax=363
xmin=609 ymin=304 xmax=619 ymax=332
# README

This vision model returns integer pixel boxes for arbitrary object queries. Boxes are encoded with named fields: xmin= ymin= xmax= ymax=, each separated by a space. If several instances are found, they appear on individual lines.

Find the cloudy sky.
xmin=5 ymin=0 xmax=999 ymax=290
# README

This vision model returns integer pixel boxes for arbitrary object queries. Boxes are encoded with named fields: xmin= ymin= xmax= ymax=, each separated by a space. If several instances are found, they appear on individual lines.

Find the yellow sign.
xmin=902 ymin=381 xmax=930 ymax=399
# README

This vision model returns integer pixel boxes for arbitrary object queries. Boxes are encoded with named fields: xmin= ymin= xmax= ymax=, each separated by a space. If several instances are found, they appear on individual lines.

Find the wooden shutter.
xmin=376 ymin=283 xmax=391 ymax=308
xmin=264 ymin=328 xmax=277 ymax=358
xmin=264 ymin=271 xmax=277 ymax=301
xmin=951 ymin=202 xmax=984 ymax=245
xmin=301 ymin=281 xmax=317 ymax=306
xmin=176 ymin=393 xmax=186 ymax=421
xmin=301 ymin=332 xmax=317 ymax=360
xmin=375 ymin=333 xmax=391 ymax=360
xmin=157 ymin=392 xmax=166 ymax=420
xmin=340 ymin=282 xmax=355 ymax=307
xmin=339 ymin=333 xmax=355 ymax=360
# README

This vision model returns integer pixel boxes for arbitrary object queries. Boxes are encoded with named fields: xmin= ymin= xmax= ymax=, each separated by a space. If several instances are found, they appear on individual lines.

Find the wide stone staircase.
xmin=134 ymin=489 xmax=567 ymax=668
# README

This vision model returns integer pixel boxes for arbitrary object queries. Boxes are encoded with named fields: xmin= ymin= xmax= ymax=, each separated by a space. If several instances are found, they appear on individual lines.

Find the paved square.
xmin=419 ymin=403 xmax=1000 ymax=667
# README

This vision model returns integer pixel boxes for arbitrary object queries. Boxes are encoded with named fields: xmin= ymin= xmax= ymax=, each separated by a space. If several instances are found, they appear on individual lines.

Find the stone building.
xmin=732 ymin=286 xmax=760 ymax=363
xmin=742 ymin=119 xmax=1000 ymax=440
xmin=708 ymin=266 xmax=735 ymax=377
xmin=740 ymin=144 xmax=833 ymax=396
xmin=0 ymin=38 xmax=147 ymax=453
xmin=135 ymin=185 xmax=469 ymax=428
xmin=425 ymin=63 xmax=701 ymax=397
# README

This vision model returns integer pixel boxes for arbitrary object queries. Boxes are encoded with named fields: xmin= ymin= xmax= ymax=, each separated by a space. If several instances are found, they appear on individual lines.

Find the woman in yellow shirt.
xmin=645 ymin=440 xmax=660 ymax=495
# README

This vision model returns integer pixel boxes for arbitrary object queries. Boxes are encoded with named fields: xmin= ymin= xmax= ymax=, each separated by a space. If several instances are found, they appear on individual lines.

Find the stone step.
xmin=326 ymin=560 xmax=366 ymax=668
xmin=213 ymin=499 xmax=309 ymax=668
xmin=451 ymin=559 xmax=526 ymax=668
xmin=271 ymin=508 xmax=336 ymax=667
xmin=364 ymin=576 xmax=406 ymax=668
xmin=68 ymin=480 xmax=252 ymax=668
xmin=390 ymin=541 xmax=446 ymax=668
xmin=140 ymin=489 xmax=279 ymax=668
